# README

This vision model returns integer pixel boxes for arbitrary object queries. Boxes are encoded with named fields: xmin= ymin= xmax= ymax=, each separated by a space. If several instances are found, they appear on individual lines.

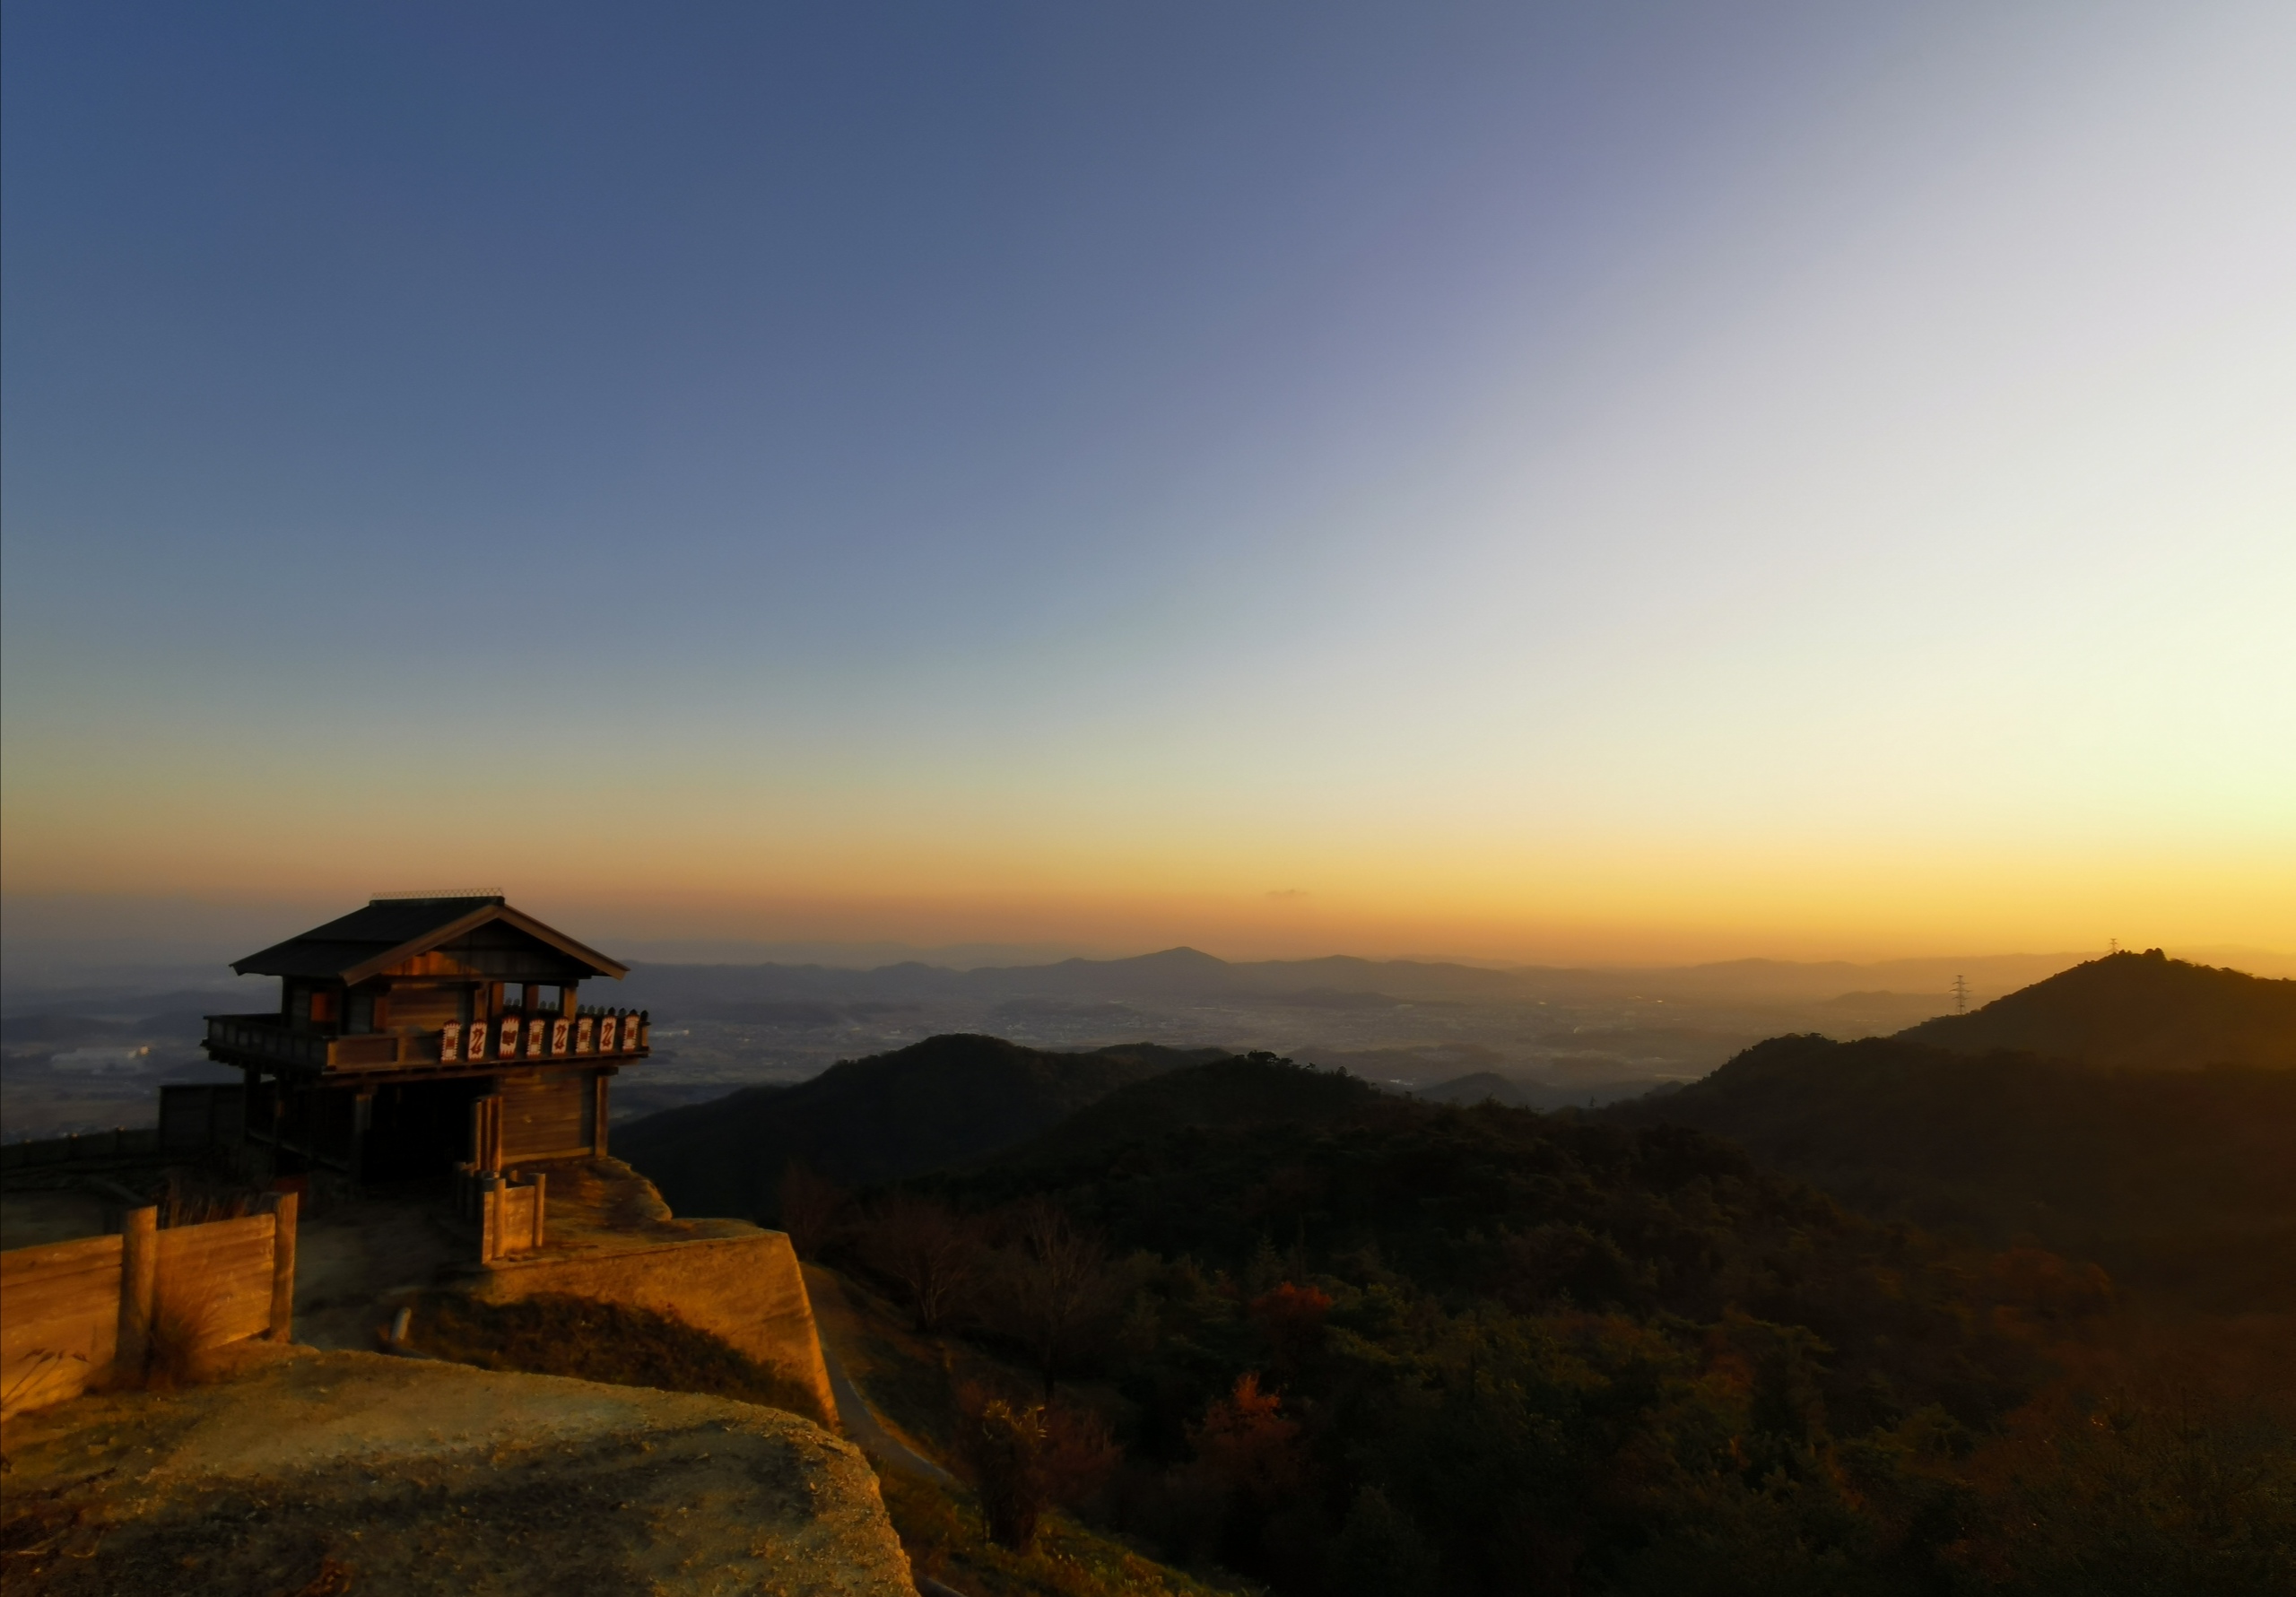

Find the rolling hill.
xmin=615 ymin=1034 xmax=1224 ymax=1221
xmin=1895 ymin=948 xmax=2295 ymax=1068
xmin=989 ymin=1050 xmax=1378 ymax=1167
xmin=1610 ymin=1037 xmax=2296 ymax=1308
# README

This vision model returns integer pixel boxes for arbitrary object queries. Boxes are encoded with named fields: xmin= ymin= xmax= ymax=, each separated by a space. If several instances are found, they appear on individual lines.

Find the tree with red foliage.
xmin=1188 ymin=1372 xmax=1305 ymax=1506
xmin=1248 ymin=1281 xmax=1332 ymax=1377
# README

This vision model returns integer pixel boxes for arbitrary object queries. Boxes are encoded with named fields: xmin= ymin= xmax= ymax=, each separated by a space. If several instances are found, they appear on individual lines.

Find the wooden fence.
xmin=0 ymin=1128 xmax=161 ymax=1171
xmin=0 ymin=1195 xmax=297 ymax=1419
xmin=482 ymin=1173 xmax=546 ymax=1263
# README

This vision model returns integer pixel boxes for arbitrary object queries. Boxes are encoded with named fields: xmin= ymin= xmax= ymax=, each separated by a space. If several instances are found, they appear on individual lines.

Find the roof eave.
xmin=336 ymin=903 xmax=630 ymax=985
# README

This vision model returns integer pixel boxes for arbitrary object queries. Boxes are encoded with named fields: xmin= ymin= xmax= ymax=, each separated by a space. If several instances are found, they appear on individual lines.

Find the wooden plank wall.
xmin=385 ymin=984 xmax=467 ymax=1032
xmin=0 ymin=1234 xmax=122 ymax=1417
xmin=498 ymin=1072 xmax=588 ymax=1161
xmin=152 ymin=1214 xmax=277 ymax=1347
xmin=159 ymin=1083 xmax=246 ymax=1154
xmin=0 ymin=1208 xmax=285 ymax=1419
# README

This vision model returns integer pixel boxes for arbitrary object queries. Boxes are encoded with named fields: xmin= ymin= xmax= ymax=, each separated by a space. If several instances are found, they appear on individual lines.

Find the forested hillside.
xmin=1609 ymin=1034 xmax=2296 ymax=1308
xmin=804 ymin=1055 xmax=2292 ymax=1596
xmin=616 ymin=1034 xmax=1221 ymax=1220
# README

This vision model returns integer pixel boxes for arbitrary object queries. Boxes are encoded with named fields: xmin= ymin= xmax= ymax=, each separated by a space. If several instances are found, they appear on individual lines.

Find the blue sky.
xmin=4 ymin=2 xmax=2291 ymax=961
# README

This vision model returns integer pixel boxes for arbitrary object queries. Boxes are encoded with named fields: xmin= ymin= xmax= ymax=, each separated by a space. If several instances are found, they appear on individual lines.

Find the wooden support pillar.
xmin=116 ymin=1205 xmax=159 ymax=1382
xmin=559 ymin=985 xmax=578 ymax=1018
xmin=266 ymin=1191 xmax=298 ymax=1342
xmin=469 ymin=1090 xmax=503 ymax=1176
xmin=349 ymin=1091 xmax=373 ymax=1185
xmin=519 ymin=983 xmax=542 ymax=1015
xmin=592 ymin=1072 xmax=610 ymax=1159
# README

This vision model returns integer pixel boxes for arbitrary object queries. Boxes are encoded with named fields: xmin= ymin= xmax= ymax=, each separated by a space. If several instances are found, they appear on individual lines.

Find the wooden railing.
xmin=205 ymin=1010 xmax=649 ymax=1073
xmin=205 ymin=1015 xmax=328 ymax=1068
xmin=0 ymin=1129 xmax=161 ymax=1171
xmin=437 ymin=1008 xmax=648 ymax=1065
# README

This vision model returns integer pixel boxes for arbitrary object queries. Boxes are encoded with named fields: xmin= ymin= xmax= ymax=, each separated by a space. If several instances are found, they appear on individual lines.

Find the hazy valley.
xmin=1 ymin=945 xmax=2078 ymax=1142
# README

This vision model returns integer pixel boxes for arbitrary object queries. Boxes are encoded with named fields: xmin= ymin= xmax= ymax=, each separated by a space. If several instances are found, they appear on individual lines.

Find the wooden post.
xmin=478 ymin=1173 xmax=500 ymax=1262
xmin=531 ymin=1171 xmax=546 ymax=1250
xmin=117 ymin=1205 xmax=159 ymax=1382
xmin=592 ymin=1072 xmax=610 ymax=1159
xmin=266 ymin=1191 xmax=298 ymax=1342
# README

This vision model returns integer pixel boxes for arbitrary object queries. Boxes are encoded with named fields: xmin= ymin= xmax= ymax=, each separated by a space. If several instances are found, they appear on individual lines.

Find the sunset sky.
xmin=4 ymin=2 xmax=2291 ymax=967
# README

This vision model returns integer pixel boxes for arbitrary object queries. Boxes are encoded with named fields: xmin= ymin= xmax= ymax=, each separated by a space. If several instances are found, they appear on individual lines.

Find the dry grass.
xmin=402 ymin=1290 xmax=824 ymax=1418
xmin=155 ymin=1167 xmax=266 ymax=1229
xmin=140 ymin=1275 xmax=230 ymax=1391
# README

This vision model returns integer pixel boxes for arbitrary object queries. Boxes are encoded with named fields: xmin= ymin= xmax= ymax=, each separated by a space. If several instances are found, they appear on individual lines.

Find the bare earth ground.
xmin=0 ymin=1345 xmax=916 ymax=1597
xmin=291 ymin=1192 xmax=466 ymax=1350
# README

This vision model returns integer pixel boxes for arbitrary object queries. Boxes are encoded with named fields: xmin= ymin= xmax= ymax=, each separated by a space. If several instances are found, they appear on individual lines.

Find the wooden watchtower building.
xmin=203 ymin=895 xmax=648 ymax=1185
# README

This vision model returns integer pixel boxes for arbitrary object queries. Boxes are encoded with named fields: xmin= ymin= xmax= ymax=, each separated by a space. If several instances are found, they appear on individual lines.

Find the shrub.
xmin=141 ymin=1276 xmax=229 ymax=1391
xmin=953 ymin=1381 xmax=1052 ymax=1549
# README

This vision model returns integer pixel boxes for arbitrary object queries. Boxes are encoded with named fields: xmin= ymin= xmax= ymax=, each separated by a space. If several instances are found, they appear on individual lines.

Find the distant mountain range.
xmin=612 ymin=944 xmax=2109 ymax=1016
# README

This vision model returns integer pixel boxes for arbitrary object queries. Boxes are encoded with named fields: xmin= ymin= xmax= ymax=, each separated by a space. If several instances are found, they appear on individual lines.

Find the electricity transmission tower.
xmin=1952 ymin=974 xmax=1970 ymax=1015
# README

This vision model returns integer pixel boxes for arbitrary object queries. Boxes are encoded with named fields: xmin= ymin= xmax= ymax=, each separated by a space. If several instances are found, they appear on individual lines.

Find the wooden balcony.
xmin=204 ymin=1011 xmax=649 ymax=1076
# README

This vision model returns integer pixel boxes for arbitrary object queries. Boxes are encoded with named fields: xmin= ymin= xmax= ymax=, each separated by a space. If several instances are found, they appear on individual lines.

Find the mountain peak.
xmin=1895 ymin=950 xmax=2295 ymax=1069
xmin=1128 ymin=946 xmax=1228 ymax=968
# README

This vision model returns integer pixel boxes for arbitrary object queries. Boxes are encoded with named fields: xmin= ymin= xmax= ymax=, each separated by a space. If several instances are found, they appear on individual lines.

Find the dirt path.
xmin=820 ymin=1340 xmax=958 ymax=1485
xmin=291 ymin=1193 xmax=465 ymax=1350
xmin=801 ymin=1266 xmax=959 ymax=1485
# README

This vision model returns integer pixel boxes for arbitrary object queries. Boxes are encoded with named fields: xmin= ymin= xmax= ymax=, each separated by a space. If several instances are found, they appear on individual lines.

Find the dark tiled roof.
xmin=230 ymin=897 xmax=628 ymax=982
